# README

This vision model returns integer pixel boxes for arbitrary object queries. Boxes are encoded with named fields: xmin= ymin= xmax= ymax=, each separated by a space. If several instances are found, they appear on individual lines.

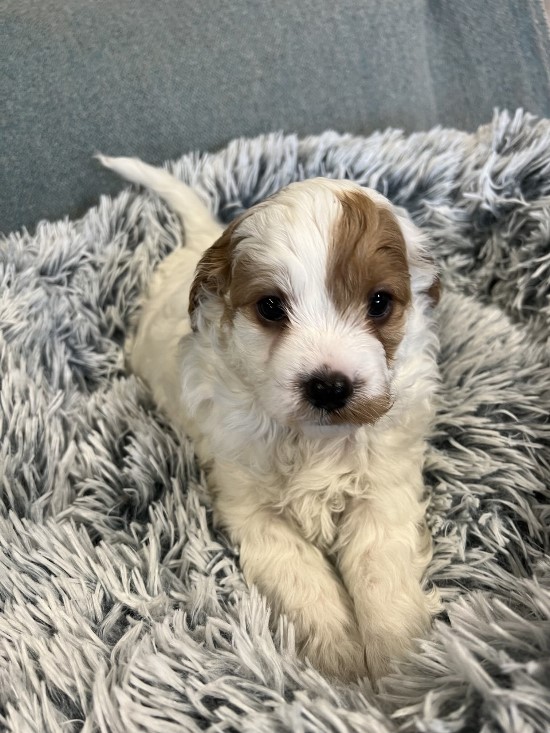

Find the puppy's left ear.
xmin=394 ymin=207 xmax=440 ymax=307
xmin=188 ymin=215 xmax=244 ymax=330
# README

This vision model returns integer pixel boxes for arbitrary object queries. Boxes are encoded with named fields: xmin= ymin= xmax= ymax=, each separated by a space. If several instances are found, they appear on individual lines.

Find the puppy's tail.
xmin=97 ymin=155 xmax=223 ymax=251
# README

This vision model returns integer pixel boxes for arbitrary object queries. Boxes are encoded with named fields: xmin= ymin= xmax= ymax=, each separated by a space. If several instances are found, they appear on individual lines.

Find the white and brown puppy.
xmin=100 ymin=156 xmax=442 ymax=683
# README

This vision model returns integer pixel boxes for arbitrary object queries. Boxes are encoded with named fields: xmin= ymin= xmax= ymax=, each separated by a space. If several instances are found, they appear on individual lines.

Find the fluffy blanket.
xmin=1 ymin=109 xmax=549 ymax=733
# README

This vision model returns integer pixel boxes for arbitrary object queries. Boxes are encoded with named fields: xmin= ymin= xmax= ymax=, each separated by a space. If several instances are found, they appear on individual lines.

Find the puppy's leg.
xmin=215 ymin=476 xmax=366 ymax=681
xmin=242 ymin=514 xmax=367 ymax=681
xmin=336 ymin=480 xmax=440 ymax=682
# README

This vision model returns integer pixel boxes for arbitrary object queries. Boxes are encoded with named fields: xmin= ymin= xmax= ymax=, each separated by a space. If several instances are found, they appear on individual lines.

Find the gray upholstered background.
xmin=2 ymin=0 xmax=550 ymax=234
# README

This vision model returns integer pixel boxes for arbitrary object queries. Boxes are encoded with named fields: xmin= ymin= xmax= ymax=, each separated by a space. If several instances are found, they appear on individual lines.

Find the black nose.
xmin=303 ymin=372 xmax=353 ymax=412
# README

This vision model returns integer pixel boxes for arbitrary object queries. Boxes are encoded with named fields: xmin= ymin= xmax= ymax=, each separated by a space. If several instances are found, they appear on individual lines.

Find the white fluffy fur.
xmin=100 ymin=155 xmax=442 ymax=683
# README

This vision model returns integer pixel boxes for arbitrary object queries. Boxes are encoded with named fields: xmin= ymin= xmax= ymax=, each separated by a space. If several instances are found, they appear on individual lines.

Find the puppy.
xmin=100 ymin=156 xmax=442 ymax=683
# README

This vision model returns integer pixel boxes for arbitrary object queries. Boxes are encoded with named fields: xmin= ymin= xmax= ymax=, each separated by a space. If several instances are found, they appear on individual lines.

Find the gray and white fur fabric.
xmin=1 ymin=109 xmax=549 ymax=732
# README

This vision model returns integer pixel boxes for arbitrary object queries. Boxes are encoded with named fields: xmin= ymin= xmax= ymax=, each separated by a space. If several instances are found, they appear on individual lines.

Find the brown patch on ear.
xmin=328 ymin=190 xmax=412 ymax=363
xmin=188 ymin=215 xmax=245 ymax=330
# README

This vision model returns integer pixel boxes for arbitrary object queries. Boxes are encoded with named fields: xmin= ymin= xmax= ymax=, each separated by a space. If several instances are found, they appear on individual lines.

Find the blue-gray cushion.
xmin=2 ymin=0 xmax=550 ymax=233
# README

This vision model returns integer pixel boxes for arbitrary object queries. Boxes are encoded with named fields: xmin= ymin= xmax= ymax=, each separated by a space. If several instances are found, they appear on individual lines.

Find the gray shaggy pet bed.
xmin=1 ymin=109 xmax=549 ymax=733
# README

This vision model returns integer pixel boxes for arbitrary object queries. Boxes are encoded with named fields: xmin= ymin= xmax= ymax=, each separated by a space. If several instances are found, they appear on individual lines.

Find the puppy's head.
xmin=189 ymin=179 xmax=438 ymax=432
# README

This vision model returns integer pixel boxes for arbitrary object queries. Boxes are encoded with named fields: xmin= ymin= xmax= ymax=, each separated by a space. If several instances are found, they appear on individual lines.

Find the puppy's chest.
xmin=276 ymin=463 xmax=366 ymax=551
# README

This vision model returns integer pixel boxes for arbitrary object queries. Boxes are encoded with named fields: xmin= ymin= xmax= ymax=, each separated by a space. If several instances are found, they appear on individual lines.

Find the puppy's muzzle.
xmin=302 ymin=371 xmax=353 ymax=412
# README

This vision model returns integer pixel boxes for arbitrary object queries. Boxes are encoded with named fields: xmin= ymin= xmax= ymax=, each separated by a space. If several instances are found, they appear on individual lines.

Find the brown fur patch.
xmin=188 ymin=215 xmax=248 ymax=330
xmin=328 ymin=190 xmax=412 ymax=363
xmin=229 ymin=255 xmax=291 ymax=356
xmin=229 ymin=256 xmax=285 ymax=312
xmin=188 ymin=209 xmax=291 ymax=361
xmin=328 ymin=390 xmax=393 ymax=426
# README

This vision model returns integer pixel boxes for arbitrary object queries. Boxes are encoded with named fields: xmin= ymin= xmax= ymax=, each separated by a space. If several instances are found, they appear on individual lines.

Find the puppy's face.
xmin=189 ymin=179 xmax=438 ymax=432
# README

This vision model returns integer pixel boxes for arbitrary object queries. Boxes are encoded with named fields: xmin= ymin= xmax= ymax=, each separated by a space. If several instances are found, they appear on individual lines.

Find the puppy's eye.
xmin=256 ymin=296 xmax=287 ymax=323
xmin=368 ymin=291 xmax=393 ymax=319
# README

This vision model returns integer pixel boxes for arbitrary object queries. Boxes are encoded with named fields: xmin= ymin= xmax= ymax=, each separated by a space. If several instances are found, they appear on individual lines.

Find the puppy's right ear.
xmin=188 ymin=216 xmax=243 ymax=331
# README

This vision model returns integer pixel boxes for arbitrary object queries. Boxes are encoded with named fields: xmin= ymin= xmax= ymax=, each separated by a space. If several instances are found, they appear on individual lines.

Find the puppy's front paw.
xmin=363 ymin=635 xmax=396 ymax=683
xmin=301 ymin=621 xmax=367 ymax=682
xmin=361 ymin=588 xmax=440 ymax=683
